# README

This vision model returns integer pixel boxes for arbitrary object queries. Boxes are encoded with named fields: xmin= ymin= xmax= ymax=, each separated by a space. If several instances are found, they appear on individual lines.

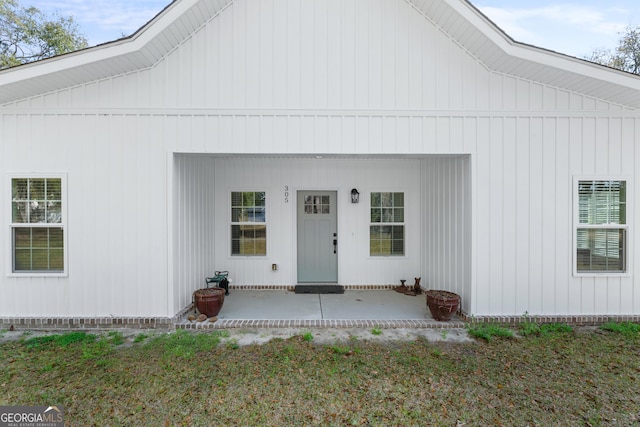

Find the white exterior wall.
xmin=2 ymin=0 xmax=640 ymax=317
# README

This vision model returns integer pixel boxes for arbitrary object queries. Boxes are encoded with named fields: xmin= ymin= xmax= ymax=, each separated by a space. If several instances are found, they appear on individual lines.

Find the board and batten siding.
xmin=2 ymin=0 xmax=623 ymax=113
xmin=2 ymin=0 xmax=640 ymax=318
xmin=1 ymin=115 xmax=170 ymax=317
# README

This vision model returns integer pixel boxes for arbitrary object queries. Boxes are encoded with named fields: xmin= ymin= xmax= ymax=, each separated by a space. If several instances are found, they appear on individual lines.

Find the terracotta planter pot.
xmin=426 ymin=290 xmax=460 ymax=321
xmin=193 ymin=287 xmax=225 ymax=317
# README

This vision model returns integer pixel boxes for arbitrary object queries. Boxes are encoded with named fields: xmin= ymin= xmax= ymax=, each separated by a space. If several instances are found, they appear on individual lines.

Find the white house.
xmin=2 ymin=0 xmax=640 ymax=328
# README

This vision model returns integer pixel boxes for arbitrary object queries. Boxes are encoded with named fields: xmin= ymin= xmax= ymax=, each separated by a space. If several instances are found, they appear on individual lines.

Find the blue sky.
xmin=28 ymin=0 xmax=640 ymax=59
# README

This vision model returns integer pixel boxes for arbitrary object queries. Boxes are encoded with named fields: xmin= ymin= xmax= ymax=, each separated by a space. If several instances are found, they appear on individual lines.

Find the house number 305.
xmin=284 ymin=186 xmax=289 ymax=203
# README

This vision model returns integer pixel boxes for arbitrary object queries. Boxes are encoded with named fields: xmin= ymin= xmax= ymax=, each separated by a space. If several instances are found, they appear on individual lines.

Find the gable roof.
xmin=1 ymin=0 xmax=639 ymax=108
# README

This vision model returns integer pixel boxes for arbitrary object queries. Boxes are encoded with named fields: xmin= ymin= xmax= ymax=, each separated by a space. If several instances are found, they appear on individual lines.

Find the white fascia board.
xmin=452 ymin=0 xmax=640 ymax=94
xmin=0 ymin=0 xmax=201 ymax=86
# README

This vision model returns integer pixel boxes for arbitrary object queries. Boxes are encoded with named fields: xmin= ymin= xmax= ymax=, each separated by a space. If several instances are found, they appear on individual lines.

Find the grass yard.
xmin=1 ymin=325 xmax=639 ymax=426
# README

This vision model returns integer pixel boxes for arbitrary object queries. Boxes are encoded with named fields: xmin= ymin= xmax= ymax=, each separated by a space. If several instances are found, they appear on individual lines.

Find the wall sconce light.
xmin=351 ymin=188 xmax=360 ymax=204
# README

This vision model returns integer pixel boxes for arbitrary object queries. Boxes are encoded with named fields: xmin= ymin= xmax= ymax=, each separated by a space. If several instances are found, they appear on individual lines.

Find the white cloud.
xmin=31 ymin=0 xmax=168 ymax=43
xmin=478 ymin=3 xmax=630 ymax=56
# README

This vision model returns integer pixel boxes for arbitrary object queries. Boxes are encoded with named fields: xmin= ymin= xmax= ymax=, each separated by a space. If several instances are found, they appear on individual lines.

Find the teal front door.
xmin=297 ymin=191 xmax=338 ymax=283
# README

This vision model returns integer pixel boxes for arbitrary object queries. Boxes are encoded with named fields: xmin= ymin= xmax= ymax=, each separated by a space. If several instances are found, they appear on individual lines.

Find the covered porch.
xmin=171 ymin=154 xmax=472 ymax=319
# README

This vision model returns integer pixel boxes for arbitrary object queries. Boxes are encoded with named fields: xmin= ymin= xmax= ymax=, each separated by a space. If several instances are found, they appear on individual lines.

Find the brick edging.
xmin=176 ymin=319 xmax=466 ymax=330
xmin=0 ymin=317 xmax=176 ymax=331
xmin=459 ymin=312 xmax=640 ymax=326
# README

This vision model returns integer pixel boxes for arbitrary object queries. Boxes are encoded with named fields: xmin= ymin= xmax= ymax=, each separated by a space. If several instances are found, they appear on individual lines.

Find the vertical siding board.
xmin=205 ymin=10 xmax=221 ymax=107
xmin=315 ymin=116 xmax=328 ymax=152
xmin=450 ymin=117 xmax=464 ymax=153
xmin=606 ymin=119 xmax=624 ymax=312
xmin=285 ymin=0 xmax=301 ymax=107
xmin=528 ymin=118 xmax=544 ymax=314
xmin=245 ymin=116 xmax=261 ymax=153
xmin=568 ymin=118 xmax=584 ymax=313
xmin=619 ymin=118 xmax=635 ymax=313
xmin=634 ymin=119 xmax=640 ymax=313
xmin=461 ymin=53 xmax=477 ymax=110
xmin=232 ymin=0 xmax=247 ymax=108
xmin=448 ymin=46 xmax=464 ymax=110
xmin=541 ymin=118 xmax=557 ymax=314
xmin=314 ymin=0 xmax=329 ymax=108
xmin=396 ymin=117 xmax=410 ymax=153
xmin=514 ymin=118 xmax=531 ymax=313
xmin=354 ymin=0 xmax=370 ymax=108
xmin=516 ymin=80 xmax=529 ymax=110
xmin=380 ymin=0 xmax=396 ymax=109
xmin=271 ymin=0 xmax=286 ymax=108
xmin=421 ymin=8 xmax=436 ymax=110
xmin=595 ymin=118 xmax=610 ymax=175
xmin=341 ymin=116 xmax=355 ymax=153
xmin=326 ymin=0 xmax=341 ymax=108
xmin=475 ymin=67 xmax=491 ymax=111
xmin=475 ymin=118 xmax=491 ymax=313
xmin=299 ymin=1 xmax=315 ymax=107
xmin=502 ymin=77 xmax=516 ymax=111
xmin=260 ymin=0 xmax=275 ymax=108
xmin=368 ymin=0 xmax=383 ymax=108
xmin=554 ymin=118 xmax=571 ymax=314
xmin=489 ymin=118 xmax=503 ymax=314
xmin=354 ymin=116 xmax=369 ymax=152
xmin=436 ymin=117 xmax=449 ymax=153
xmin=435 ymin=32 xmax=450 ymax=109
xmin=394 ymin=2 xmax=410 ymax=108
xmin=502 ymin=118 xmax=517 ymax=314
xmin=407 ymin=9 xmax=423 ymax=109
xmin=530 ymin=84 xmax=543 ymax=111
xmin=244 ymin=1 xmax=260 ymax=106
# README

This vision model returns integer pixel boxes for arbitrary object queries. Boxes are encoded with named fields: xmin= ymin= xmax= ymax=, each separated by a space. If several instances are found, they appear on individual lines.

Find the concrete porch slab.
xmin=178 ymin=289 xmax=465 ymax=329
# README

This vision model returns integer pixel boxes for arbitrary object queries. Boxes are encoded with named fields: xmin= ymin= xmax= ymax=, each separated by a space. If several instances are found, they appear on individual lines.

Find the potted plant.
xmin=425 ymin=290 xmax=460 ymax=321
xmin=193 ymin=287 xmax=226 ymax=317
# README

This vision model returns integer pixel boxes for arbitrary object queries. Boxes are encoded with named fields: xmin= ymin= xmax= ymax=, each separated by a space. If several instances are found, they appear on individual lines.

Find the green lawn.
xmin=1 ymin=326 xmax=639 ymax=426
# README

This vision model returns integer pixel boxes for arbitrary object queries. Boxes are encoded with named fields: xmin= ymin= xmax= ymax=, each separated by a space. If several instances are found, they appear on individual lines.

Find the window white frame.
xmin=369 ymin=191 xmax=405 ymax=256
xmin=573 ymin=176 xmax=630 ymax=276
xmin=229 ymin=190 xmax=267 ymax=257
xmin=7 ymin=174 xmax=68 ymax=277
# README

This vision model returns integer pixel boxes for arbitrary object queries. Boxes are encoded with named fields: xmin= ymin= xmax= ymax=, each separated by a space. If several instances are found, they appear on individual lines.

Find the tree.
xmin=0 ymin=0 xmax=87 ymax=69
xmin=587 ymin=26 xmax=640 ymax=75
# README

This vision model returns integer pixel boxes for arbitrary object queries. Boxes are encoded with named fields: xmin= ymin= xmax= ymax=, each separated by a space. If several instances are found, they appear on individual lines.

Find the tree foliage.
xmin=0 ymin=0 xmax=88 ymax=69
xmin=587 ymin=26 xmax=640 ymax=75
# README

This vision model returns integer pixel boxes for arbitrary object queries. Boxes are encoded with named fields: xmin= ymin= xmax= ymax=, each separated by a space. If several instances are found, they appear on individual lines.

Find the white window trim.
xmin=7 ymin=173 xmax=68 ymax=277
xmin=229 ymin=189 xmax=268 ymax=257
xmin=369 ymin=190 xmax=406 ymax=257
xmin=573 ymin=176 xmax=631 ymax=277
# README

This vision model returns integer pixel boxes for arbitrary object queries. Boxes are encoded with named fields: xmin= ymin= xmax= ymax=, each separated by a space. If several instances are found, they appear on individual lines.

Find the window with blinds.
xmin=576 ymin=180 xmax=627 ymax=274
xmin=11 ymin=177 xmax=65 ymax=273
xmin=231 ymin=191 xmax=266 ymax=256
xmin=370 ymin=192 xmax=405 ymax=256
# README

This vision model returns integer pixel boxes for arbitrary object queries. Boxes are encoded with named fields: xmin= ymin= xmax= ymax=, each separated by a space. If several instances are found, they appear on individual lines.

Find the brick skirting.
xmin=2 ymin=284 xmax=640 ymax=331
xmin=460 ymin=312 xmax=640 ymax=326
xmin=0 ymin=316 xmax=176 ymax=331
xmin=2 ymin=313 xmax=639 ymax=331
